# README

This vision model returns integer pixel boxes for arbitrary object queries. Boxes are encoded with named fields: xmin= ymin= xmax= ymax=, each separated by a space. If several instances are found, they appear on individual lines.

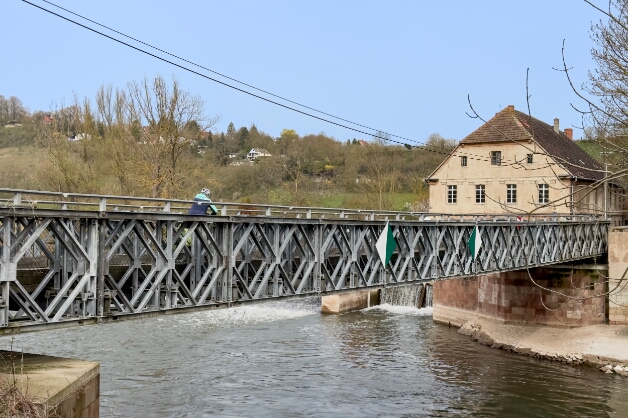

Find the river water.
xmin=1 ymin=298 xmax=626 ymax=417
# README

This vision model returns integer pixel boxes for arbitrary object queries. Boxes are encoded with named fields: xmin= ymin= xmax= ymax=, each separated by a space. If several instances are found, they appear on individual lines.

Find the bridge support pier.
xmin=433 ymin=264 xmax=607 ymax=328
xmin=321 ymin=289 xmax=380 ymax=314
xmin=609 ymin=226 xmax=628 ymax=325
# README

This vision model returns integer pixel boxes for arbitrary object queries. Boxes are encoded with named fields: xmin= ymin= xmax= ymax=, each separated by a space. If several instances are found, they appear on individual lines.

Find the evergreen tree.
xmin=249 ymin=124 xmax=262 ymax=149
xmin=217 ymin=132 xmax=226 ymax=152
xmin=238 ymin=126 xmax=250 ymax=151
xmin=226 ymin=122 xmax=236 ymax=141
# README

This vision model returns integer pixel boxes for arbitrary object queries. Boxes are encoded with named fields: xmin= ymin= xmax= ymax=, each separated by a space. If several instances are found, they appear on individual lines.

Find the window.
xmin=461 ymin=156 xmax=467 ymax=166
xmin=526 ymin=154 xmax=533 ymax=164
xmin=476 ymin=184 xmax=485 ymax=204
xmin=506 ymin=184 xmax=517 ymax=204
xmin=491 ymin=151 xmax=502 ymax=165
xmin=447 ymin=185 xmax=457 ymax=204
xmin=538 ymin=184 xmax=549 ymax=204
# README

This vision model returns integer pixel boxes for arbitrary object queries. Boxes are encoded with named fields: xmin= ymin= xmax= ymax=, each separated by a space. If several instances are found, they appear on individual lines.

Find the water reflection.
xmin=0 ymin=299 xmax=624 ymax=417
xmin=424 ymin=319 xmax=628 ymax=417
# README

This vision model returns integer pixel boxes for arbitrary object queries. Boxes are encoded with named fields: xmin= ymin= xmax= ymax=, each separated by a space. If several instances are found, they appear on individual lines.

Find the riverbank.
xmin=0 ymin=350 xmax=99 ymax=416
xmin=458 ymin=319 xmax=628 ymax=376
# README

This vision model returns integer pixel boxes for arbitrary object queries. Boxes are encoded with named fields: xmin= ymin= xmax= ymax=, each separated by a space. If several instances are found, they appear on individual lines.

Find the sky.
xmin=0 ymin=0 xmax=609 ymax=143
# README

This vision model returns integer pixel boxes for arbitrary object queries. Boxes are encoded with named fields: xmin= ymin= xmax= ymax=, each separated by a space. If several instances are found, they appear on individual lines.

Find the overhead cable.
xmin=22 ymin=0 xmax=500 ymax=163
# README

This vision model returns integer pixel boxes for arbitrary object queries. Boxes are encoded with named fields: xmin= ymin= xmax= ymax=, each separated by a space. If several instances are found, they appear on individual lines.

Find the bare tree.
xmin=372 ymin=130 xmax=390 ymax=146
xmin=357 ymin=144 xmax=403 ymax=210
xmin=126 ymin=75 xmax=220 ymax=198
xmin=0 ymin=95 xmax=7 ymax=122
xmin=564 ymin=1 xmax=628 ymax=192
xmin=425 ymin=133 xmax=457 ymax=151
xmin=95 ymin=85 xmax=135 ymax=194
xmin=6 ymin=96 xmax=27 ymax=122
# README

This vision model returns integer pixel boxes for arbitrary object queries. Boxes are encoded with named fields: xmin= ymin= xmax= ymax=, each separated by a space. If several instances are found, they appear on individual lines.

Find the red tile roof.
xmin=460 ymin=106 xmax=604 ymax=181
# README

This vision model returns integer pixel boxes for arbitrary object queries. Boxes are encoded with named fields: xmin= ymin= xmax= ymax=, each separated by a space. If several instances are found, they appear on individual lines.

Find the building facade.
xmin=427 ymin=105 xmax=623 ymax=219
xmin=247 ymin=148 xmax=272 ymax=161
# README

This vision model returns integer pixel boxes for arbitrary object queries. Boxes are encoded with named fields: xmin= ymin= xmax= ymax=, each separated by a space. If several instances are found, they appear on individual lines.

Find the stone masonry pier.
xmin=433 ymin=264 xmax=606 ymax=328
xmin=434 ymin=226 xmax=627 ymax=328
xmin=609 ymin=226 xmax=628 ymax=325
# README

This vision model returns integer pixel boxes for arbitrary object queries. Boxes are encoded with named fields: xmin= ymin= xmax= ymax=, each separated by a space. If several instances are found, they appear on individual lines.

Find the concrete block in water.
xmin=321 ymin=289 xmax=380 ymax=314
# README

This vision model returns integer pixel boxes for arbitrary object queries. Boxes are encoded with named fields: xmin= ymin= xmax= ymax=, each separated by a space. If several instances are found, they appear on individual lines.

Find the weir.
xmin=381 ymin=283 xmax=432 ymax=308
xmin=0 ymin=189 xmax=609 ymax=332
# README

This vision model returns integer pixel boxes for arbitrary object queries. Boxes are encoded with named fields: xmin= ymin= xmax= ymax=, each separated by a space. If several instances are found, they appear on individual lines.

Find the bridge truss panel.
xmin=0 ymin=211 xmax=609 ymax=329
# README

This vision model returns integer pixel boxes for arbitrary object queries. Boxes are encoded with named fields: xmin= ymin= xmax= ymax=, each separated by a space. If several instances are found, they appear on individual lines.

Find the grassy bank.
xmin=316 ymin=193 xmax=419 ymax=210
xmin=0 ymin=146 xmax=48 ymax=190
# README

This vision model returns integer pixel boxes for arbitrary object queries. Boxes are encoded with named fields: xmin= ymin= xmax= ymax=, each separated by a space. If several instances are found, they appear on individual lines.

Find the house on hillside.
xmin=427 ymin=105 xmax=624 ymax=222
xmin=67 ymin=133 xmax=91 ymax=141
xmin=228 ymin=160 xmax=248 ymax=167
xmin=247 ymin=148 xmax=272 ymax=161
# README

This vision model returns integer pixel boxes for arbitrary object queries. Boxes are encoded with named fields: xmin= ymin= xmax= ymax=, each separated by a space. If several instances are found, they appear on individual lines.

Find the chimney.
xmin=553 ymin=118 xmax=560 ymax=133
xmin=507 ymin=105 xmax=514 ymax=111
xmin=564 ymin=128 xmax=573 ymax=140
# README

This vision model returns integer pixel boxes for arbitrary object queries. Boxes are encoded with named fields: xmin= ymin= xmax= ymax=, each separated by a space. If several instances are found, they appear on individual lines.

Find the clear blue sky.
xmin=1 ymin=0 xmax=606 ymax=142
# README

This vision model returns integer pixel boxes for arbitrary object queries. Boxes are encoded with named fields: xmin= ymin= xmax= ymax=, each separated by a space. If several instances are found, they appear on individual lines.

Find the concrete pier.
xmin=321 ymin=289 xmax=380 ymax=314
xmin=0 ymin=351 xmax=99 ymax=417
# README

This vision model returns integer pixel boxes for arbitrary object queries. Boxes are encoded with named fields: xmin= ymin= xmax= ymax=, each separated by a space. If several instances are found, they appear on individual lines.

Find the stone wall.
xmin=477 ymin=268 xmax=605 ymax=326
xmin=434 ymin=265 xmax=606 ymax=327
xmin=609 ymin=227 xmax=628 ymax=325
xmin=433 ymin=277 xmax=478 ymax=327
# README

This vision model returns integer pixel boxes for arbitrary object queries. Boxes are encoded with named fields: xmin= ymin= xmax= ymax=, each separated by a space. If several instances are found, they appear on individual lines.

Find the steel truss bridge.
xmin=0 ymin=189 xmax=610 ymax=332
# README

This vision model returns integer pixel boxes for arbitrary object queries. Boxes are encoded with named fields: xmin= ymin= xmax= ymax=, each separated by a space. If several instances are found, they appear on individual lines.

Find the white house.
xmin=247 ymin=148 xmax=272 ymax=161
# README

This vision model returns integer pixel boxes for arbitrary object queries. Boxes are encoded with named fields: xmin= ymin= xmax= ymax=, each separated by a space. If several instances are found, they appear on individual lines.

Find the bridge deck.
xmin=0 ymin=206 xmax=608 ymax=332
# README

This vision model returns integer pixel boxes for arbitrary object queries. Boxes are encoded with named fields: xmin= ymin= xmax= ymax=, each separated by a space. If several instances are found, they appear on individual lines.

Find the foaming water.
xmin=171 ymin=298 xmax=320 ymax=328
xmin=362 ymin=303 xmax=434 ymax=316
xmin=380 ymin=283 xmax=432 ymax=308
xmin=1 ymin=298 xmax=626 ymax=417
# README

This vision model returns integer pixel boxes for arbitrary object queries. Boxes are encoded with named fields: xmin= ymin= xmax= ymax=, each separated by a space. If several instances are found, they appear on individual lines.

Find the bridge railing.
xmin=0 ymin=188 xmax=604 ymax=222
xmin=0 ymin=205 xmax=609 ymax=331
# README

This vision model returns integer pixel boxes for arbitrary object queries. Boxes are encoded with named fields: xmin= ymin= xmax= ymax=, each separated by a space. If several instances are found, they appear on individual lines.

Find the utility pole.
xmin=604 ymin=161 xmax=608 ymax=219
xmin=600 ymin=152 xmax=612 ymax=220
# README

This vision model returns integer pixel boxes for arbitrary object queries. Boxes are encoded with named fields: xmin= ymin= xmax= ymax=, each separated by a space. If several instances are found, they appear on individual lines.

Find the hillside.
xmin=575 ymin=140 xmax=604 ymax=162
xmin=0 ymin=89 xmax=449 ymax=210
xmin=0 ymin=146 xmax=48 ymax=190
xmin=0 ymin=124 xmax=37 ymax=148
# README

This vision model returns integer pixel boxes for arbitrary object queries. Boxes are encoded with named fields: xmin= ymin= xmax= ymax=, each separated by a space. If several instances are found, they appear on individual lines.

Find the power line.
xmin=21 ymin=0 xmax=498 ymax=164
xmin=39 ymin=0 xmax=418 ymax=148
xmin=25 ymin=1 xmax=590 ymax=170
xmin=21 ymin=2 xmax=382 ymax=135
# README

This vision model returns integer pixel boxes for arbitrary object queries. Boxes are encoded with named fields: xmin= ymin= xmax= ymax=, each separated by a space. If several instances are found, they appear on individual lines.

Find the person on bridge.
xmin=188 ymin=188 xmax=218 ymax=216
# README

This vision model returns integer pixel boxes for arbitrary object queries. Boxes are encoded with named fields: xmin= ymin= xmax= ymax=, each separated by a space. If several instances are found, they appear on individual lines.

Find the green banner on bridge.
xmin=376 ymin=222 xmax=397 ymax=266
xmin=468 ymin=226 xmax=481 ymax=260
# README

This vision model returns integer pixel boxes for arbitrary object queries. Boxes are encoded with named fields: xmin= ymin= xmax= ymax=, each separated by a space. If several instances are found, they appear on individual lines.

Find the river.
xmin=1 ymin=298 xmax=626 ymax=417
